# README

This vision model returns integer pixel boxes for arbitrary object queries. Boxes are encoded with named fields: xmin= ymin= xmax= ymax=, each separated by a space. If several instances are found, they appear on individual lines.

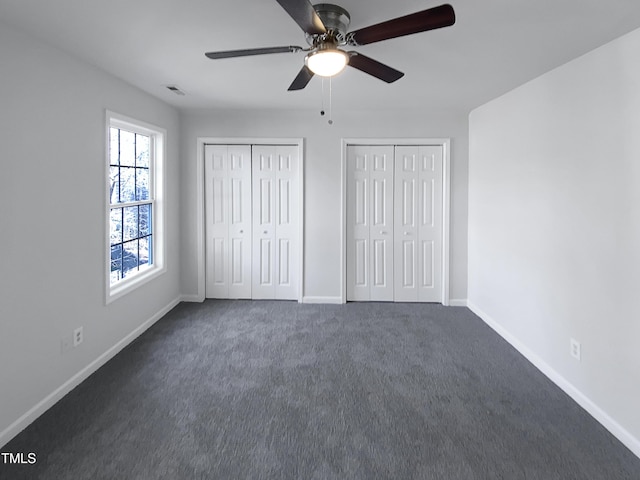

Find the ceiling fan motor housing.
xmin=310 ymin=3 xmax=351 ymax=43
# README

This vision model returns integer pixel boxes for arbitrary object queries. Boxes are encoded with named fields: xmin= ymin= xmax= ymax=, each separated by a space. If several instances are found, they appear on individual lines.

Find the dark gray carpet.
xmin=2 ymin=300 xmax=639 ymax=479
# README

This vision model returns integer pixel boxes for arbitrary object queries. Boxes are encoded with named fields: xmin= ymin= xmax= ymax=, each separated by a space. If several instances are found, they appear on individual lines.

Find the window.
xmin=106 ymin=112 xmax=165 ymax=302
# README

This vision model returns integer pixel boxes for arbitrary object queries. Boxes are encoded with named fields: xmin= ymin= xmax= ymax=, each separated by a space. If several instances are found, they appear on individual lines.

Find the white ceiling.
xmin=2 ymin=0 xmax=640 ymax=112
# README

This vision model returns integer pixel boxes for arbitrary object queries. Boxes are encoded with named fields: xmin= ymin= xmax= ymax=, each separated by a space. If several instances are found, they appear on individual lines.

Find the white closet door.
xmin=252 ymin=145 xmax=299 ymax=300
xmin=204 ymin=145 xmax=252 ymax=298
xmin=346 ymin=146 xmax=370 ymax=301
xmin=394 ymin=145 xmax=443 ymax=302
xmin=346 ymin=145 xmax=394 ymax=301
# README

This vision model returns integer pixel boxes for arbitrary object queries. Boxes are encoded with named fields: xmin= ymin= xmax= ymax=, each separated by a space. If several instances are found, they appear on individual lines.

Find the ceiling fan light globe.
xmin=305 ymin=49 xmax=349 ymax=77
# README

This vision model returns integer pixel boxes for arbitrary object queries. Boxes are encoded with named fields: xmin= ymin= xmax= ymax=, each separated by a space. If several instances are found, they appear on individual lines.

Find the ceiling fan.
xmin=205 ymin=0 xmax=455 ymax=91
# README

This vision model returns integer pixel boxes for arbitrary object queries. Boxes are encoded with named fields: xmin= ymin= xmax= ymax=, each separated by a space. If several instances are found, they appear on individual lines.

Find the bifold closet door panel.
xmin=394 ymin=145 xmax=443 ymax=302
xmin=204 ymin=145 xmax=252 ymax=298
xmin=346 ymin=145 xmax=394 ymax=301
xmin=252 ymin=145 xmax=299 ymax=300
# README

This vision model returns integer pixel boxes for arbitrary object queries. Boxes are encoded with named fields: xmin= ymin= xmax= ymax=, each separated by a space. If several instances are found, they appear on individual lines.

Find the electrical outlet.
xmin=73 ymin=327 xmax=83 ymax=347
xmin=570 ymin=338 xmax=581 ymax=361
xmin=60 ymin=335 xmax=73 ymax=354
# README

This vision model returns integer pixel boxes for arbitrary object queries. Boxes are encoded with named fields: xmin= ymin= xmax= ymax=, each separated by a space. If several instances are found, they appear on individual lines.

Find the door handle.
xmin=264 ymin=230 xmax=268 ymax=234
xmin=404 ymin=232 xmax=411 ymax=236
xmin=380 ymin=231 xmax=387 ymax=235
xmin=239 ymin=230 xmax=243 ymax=234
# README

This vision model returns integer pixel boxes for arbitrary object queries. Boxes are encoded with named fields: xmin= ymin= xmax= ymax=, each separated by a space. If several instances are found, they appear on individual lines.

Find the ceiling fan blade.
xmin=348 ymin=4 xmax=455 ymax=46
xmin=347 ymin=52 xmax=404 ymax=83
xmin=205 ymin=46 xmax=303 ymax=59
xmin=275 ymin=0 xmax=327 ymax=35
xmin=288 ymin=65 xmax=315 ymax=91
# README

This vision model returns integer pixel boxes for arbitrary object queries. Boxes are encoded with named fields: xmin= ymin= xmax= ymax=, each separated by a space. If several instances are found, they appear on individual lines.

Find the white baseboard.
xmin=180 ymin=294 xmax=205 ymax=303
xmin=300 ymin=297 xmax=468 ymax=306
xmin=0 ymin=296 xmax=181 ymax=449
xmin=448 ymin=298 xmax=468 ymax=307
xmin=467 ymin=300 xmax=640 ymax=460
xmin=302 ymin=296 xmax=344 ymax=304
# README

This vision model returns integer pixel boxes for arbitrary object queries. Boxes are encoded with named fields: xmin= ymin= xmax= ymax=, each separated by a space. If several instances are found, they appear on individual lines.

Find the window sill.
xmin=106 ymin=265 xmax=166 ymax=304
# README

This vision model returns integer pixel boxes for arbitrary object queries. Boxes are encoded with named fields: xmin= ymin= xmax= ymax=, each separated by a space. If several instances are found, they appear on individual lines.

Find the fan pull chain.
xmin=319 ymin=77 xmax=334 ymax=125
xmin=328 ymin=76 xmax=333 ymax=125
xmin=320 ymin=77 xmax=326 ymax=117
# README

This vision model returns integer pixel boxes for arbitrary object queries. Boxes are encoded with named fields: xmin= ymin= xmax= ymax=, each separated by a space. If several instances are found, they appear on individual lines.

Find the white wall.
xmin=468 ymin=28 xmax=640 ymax=455
xmin=179 ymin=108 xmax=469 ymax=303
xmin=0 ymin=22 xmax=181 ymax=446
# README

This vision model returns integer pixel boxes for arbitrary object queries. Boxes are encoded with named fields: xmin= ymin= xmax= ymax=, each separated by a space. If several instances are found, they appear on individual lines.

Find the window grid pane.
xmin=120 ymin=130 xmax=135 ymax=166
xmin=110 ymin=244 xmax=122 ymax=282
xmin=109 ymin=167 xmax=120 ymax=204
xmin=123 ymin=206 xmax=139 ymax=242
xmin=136 ymin=167 xmax=150 ymax=201
xmin=136 ymin=133 xmax=150 ymax=168
xmin=109 ymin=128 xmax=120 ymax=165
xmin=110 ymin=208 xmax=123 ymax=245
xmin=139 ymin=236 xmax=150 ymax=269
xmin=139 ymin=204 xmax=152 ymax=237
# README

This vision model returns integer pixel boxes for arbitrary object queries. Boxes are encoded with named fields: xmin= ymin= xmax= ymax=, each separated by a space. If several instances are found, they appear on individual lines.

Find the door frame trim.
xmin=195 ymin=137 xmax=305 ymax=302
xmin=340 ymin=138 xmax=451 ymax=305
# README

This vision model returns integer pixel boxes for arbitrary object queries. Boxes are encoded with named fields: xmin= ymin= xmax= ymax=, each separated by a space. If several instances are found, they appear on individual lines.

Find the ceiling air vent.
xmin=165 ymin=85 xmax=186 ymax=96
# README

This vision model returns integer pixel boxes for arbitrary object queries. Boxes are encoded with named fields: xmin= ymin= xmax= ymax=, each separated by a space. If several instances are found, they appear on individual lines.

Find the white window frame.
xmin=105 ymin=111 xmax=166 ymax=303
